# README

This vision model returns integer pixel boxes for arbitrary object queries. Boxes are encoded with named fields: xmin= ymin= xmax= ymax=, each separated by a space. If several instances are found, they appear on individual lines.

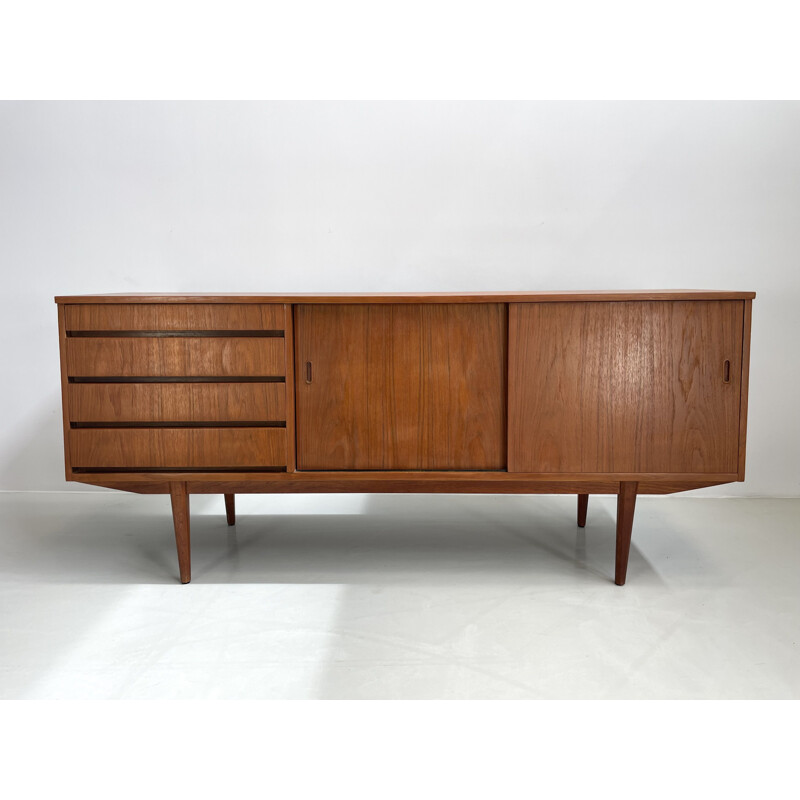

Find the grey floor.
xmin=0 ymin=491 xmax=797 ymax=699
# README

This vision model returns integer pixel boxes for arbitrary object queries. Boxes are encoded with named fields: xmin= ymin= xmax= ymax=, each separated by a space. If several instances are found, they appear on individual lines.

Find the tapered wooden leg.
xmin=577 ymin=494 xmax=588 ymax=527
xmin=224 ymin=493 xmax=235 ymax=526
xmin=170 ymin=481 xmax=191 ymax=584
xmin=615 ymin=481 xmax=638 ymax=586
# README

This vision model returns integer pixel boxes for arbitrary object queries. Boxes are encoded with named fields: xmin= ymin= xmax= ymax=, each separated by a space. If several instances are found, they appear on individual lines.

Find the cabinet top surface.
xmin=55 ymin=290 xmax=756 ymax=304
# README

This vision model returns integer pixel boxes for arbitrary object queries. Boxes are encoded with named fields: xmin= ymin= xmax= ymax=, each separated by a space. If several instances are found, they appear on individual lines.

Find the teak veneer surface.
xmin=70 ymin=428 xmax=286 ymax=469
xmin=509 ymin=301 xmax=743 ymax=474
xmin=57 ymin=304 xmax=73 ymax=479
xmin=56 ymin=291 xmax=756 ymax=304
xmin=738 ymin=299 xmax=753 ymax=480
xmin=53 ymin=290 xmax=755 ymax=585
xmin=68 ymin=382 xmax=286 ymax=422
xmin=66 ymin=337 xmax=285 ymax=377
xmin=67 ymin=470 xmax=740 ymax=484
xmin=65 ymin=303 xmax=284 ymax=330
xmin=282 ymin=304 xmax=298 ymax=472
xmin=295 ymin=303 xmax=507 ymax=470
xmin=76 ymin=476 xmax=733 ymax=495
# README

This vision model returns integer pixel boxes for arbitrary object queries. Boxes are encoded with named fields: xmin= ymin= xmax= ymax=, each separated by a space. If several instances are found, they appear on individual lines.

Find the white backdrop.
xmin=1 ymin=101 xmax=797 ymax=495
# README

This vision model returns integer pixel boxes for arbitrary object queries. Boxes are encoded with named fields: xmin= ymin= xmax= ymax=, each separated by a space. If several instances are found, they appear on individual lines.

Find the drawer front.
xmin=68 ymin=382 xmax=285 ymax=422
xmin=66 ymin=337 xmax=285 ymax=377
xmin=70 ymin=428 xmax=286 ymax=469
xmin=61 ymin=302 xmax=290 ymax=472
xmin=65 ymin=303 xmax=284 ymax=331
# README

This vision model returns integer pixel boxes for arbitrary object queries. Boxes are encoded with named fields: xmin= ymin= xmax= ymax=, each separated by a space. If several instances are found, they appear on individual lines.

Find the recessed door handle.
xmin=305 ymin=361 xmax=312 ymax=383
xmin=723 ymin=360 xmax=731 ymax=383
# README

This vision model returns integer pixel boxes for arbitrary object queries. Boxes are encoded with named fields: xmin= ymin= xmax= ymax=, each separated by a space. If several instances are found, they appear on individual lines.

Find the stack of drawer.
xmin=63 ymin=304 xmax=288 ymax=472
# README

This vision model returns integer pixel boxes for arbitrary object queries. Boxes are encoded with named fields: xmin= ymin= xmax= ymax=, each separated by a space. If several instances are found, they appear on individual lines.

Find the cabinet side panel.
xmin=509 ymin=301 xmax=742 ymax=473
xmin=57 ymin=304 xmax=73 ymax=479
xmin=738 ymin=299 xmax=752 ymax=480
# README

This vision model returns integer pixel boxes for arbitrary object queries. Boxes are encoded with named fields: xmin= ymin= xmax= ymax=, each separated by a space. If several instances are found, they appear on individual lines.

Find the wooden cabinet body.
xmin=55 ymin=291 xmax=754 ymax=585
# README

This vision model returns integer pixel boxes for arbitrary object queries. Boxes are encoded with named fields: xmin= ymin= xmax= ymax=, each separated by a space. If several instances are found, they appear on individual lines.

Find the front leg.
xmin=224 ymin=493 xmax=236 ymax=526
xmin=614 ymin=481 xmax=638 ymax=586
xmin=577 ymin=493 xmax=588 ymax=527
xmin=170 ymin=482 xmax=191 ymax=584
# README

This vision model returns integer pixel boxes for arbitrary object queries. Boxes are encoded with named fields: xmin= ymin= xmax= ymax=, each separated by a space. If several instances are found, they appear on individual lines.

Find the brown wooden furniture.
xmin=55 ymin=291 xmax=754 ymax=585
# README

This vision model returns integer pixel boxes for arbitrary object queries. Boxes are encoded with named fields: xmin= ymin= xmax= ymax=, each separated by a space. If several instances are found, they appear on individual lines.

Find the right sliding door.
xmin=508 ymin=301 xmax=744 ymax=474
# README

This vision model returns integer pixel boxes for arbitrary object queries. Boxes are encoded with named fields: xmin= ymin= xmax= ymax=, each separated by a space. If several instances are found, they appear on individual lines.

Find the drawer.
xmin=66 ymin=337 xmax=285 ymax=377
xmin=70 ymin=428 xmax=287 ymax=469
xmin=68 ymin=382 xmax=285 ymax=422
xmin=65 ymin=303 xmax=284 ymax=331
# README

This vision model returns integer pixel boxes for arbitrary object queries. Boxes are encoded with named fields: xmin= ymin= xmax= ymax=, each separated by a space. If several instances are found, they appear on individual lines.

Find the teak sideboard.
xmin=54 ymin=291 xmax=754 ymax=585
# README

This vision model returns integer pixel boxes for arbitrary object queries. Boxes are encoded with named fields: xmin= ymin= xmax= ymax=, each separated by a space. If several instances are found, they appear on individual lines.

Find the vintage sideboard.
xmin=55 ymin=291 xmax=754 ymax=585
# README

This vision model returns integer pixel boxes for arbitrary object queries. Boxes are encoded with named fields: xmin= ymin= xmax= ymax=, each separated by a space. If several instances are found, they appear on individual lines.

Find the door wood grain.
xmin=508 ymin=301 xmax=743 ymax=473
xmin=295 ymin=304 xmax=507 ymax=470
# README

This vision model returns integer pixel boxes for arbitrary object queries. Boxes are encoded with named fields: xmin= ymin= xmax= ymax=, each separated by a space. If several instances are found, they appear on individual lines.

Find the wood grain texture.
xmin=56 ymin=291 xmax=756 ymax=304
xmin=53 ymin=292 xmax=756 ymax=587
xmin=68 ymin=382 xmax=285 ymax=422
xmin=65 ymin=303 xmax=284 ymax=330
xmin=170 ymin=482 xmax=191 ymax=583
xmin=295 ymin=303 xmax=507 ymax=470
xmin=66 ymin=337 xmax=284 ymax=377
xmin=76 ymin=476 xmax=735 ymax=495
xmin=509 ymin=301 xmax=744 ymax=474
xmin=70 ymin=428 xmax=286 ymax=468
xmin=57 ymin=304 xmax=73 ymax=480
xmin=184 ymin=478 xmax=731 ymax=495
xmin=738 ymin=299 xmax=753 ymax=480
xmin=283 ymin=304 xmax=297 ymax=472
xmin=66 ymin=469 xmax=737 ymax=484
